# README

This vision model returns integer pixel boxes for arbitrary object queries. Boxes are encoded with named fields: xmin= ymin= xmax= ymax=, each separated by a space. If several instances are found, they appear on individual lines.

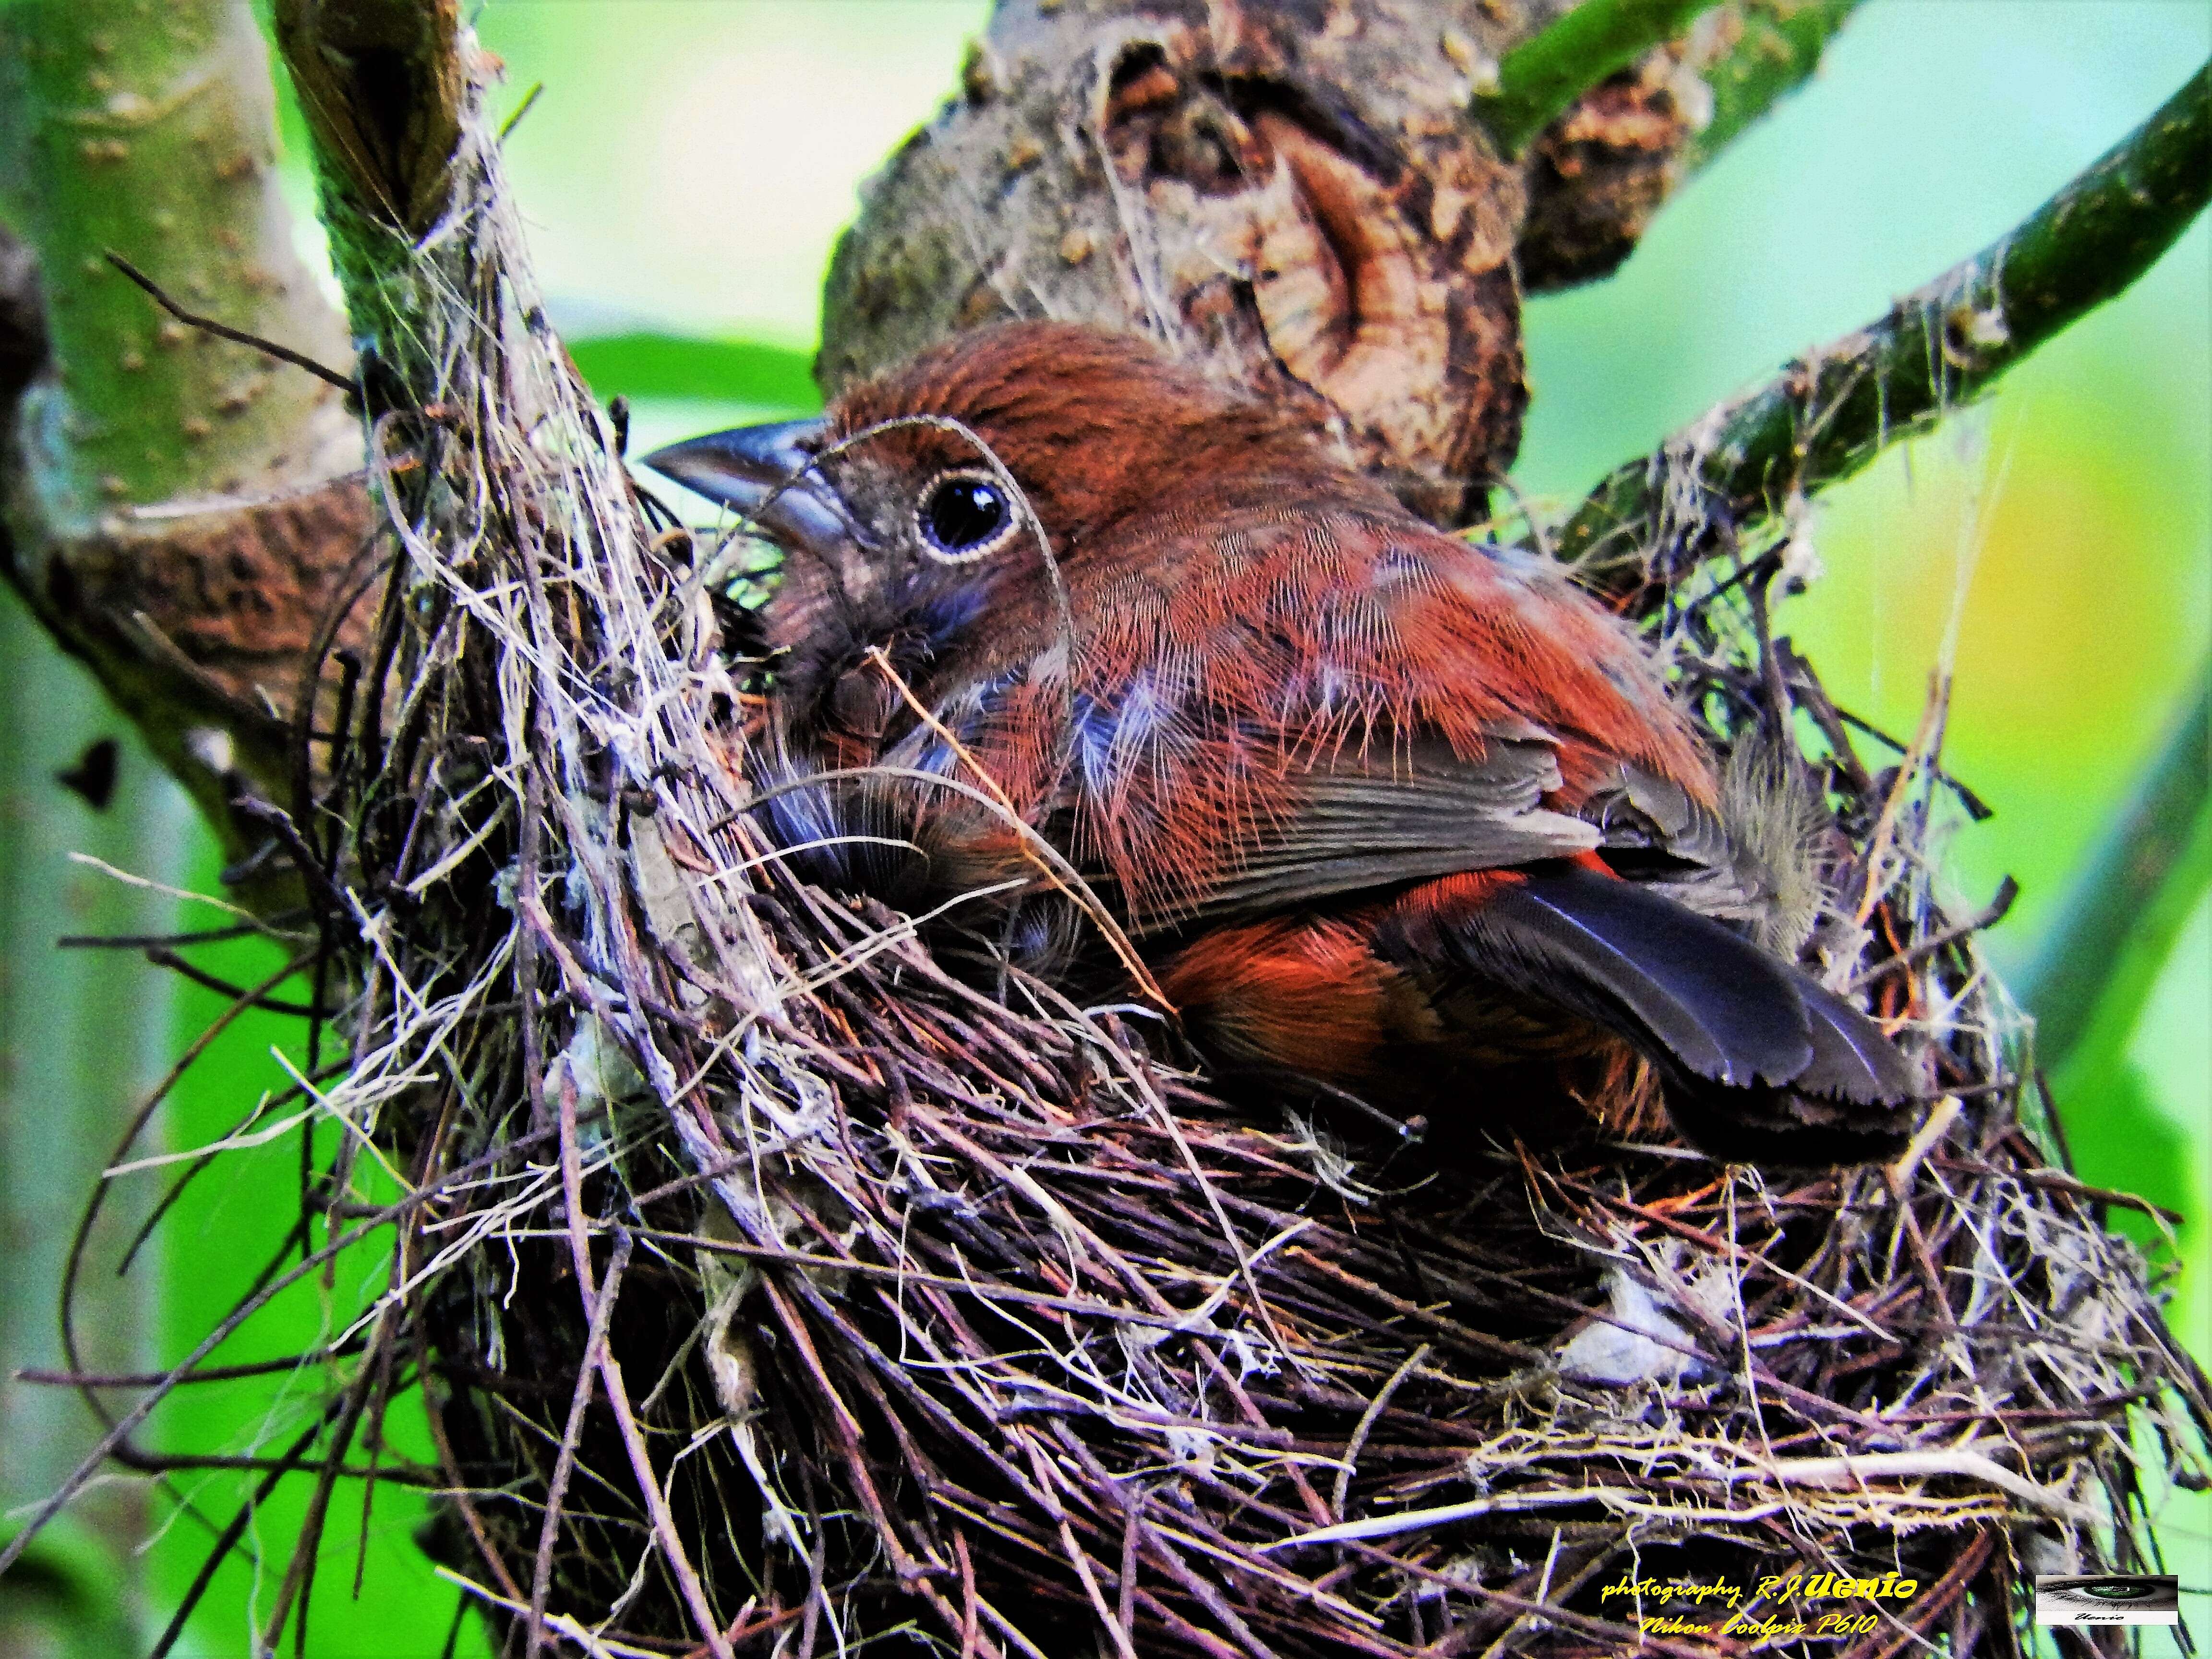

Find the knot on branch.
xmin=1518 ymin=46 xmax=1697 ymax=289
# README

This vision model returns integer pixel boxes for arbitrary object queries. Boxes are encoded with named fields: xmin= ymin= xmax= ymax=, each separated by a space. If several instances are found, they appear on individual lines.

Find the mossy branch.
xmin=1555 ymin=60 xmax=2212 ymax=597
xmin=273 ymin=0 xmax=465 ymax=325
xmin=1474 ymin=0 xmax=1721 ymax=158
xmin=1684 ymin=0 xmax=1866 ymax=172
xmin=2017 ymin=663 xmax=2212 ymax=1078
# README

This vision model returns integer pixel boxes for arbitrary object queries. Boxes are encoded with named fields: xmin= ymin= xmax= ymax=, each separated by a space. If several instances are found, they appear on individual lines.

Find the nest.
xmin=69 ymin=73 xmax=2208 ymax=1659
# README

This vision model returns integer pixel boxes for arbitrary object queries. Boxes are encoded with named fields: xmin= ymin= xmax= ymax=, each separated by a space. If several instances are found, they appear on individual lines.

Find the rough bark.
xmin=1470 ymin=0 xmax=1716 ymax=160
xmin=821 ymin=0 xmax=1570 ymax=528
xmin=818 ymin=0 xmax=1868 ymax=525
xmin=1507 ymin=0 xmax=1865 ymax=288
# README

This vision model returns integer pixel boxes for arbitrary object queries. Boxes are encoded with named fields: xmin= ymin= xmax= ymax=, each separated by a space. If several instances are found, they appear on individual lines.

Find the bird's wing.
xmin=1385 ymin=862 xmax=1817 ymax=1091
xmin=1167 ymin=729 xmax=1600 ymax=927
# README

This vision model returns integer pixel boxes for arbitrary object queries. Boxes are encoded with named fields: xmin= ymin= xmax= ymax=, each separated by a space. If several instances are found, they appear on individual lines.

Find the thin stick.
xmin=15 ymin=1347 xmax=361 ymax=1389
xmin=105 ymin=252 xmax=359 ymax=393
xmin=56 ymin=919 xmax=292 ymax=950
xmin=141 ymin=945 xmax=326 ymax=1016
xmin=1330 ymin=1343 xmax=1429 ymax=1522
xmin=527 ymin=1217 xmax=632 ymax=1658
xmin=1847 ymin=877 xmax=2018 ymax=991
xmin=593 ymin=1230 xmax=737 ymax=1659
xmin=58 ymin=951 xmax=316 ymax=1442
xmin=146 ymin=1417 xmax=330 ymax=1659
xmin=255 ymin=1313 xmax=389 ymax=1654
xmin=1 ymin=1158 xmax=504 ymax=1579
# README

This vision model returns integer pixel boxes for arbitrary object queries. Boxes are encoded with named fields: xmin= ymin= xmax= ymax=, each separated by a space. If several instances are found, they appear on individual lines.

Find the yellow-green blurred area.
xmin=0 ymin=2 xmax=2204 ymax=1654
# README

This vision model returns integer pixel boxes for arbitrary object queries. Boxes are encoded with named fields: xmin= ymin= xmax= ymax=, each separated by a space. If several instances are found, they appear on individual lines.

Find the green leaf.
xmin=2050 ymin=1061 xmax=2192 ymax=1256
xmin=565 ymin=332 xmax=821 ymax=412
xmin=2020 ymin=665 xmax=2212 ymax=1079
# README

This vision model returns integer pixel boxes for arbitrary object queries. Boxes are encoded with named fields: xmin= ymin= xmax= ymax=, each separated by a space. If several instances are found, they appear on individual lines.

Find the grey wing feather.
xmin=1178 ymin=732 xmax=1598 ymax=926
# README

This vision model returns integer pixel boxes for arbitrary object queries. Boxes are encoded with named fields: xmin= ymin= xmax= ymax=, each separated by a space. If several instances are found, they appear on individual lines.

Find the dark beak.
xmin=641 ymin=417 xmax=856 ymax=561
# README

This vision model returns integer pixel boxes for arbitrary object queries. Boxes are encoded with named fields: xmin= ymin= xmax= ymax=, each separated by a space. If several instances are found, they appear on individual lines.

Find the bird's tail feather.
xmin=1392 ymin=863 xmax=1920 ymax=1162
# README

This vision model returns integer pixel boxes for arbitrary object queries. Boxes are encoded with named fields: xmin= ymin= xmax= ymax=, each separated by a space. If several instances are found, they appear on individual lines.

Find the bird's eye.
xmin=916 ymin=470 xmax=1017 ymax=564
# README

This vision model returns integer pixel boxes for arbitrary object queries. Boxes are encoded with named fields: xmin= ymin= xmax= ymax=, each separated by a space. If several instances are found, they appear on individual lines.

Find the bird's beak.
xmin=641 ymin=417 xmax=857 ymax=563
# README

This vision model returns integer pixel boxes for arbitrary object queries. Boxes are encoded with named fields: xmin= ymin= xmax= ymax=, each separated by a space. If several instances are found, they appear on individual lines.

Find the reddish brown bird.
xmin=648 ymin=322 xmax=1920 ymax=1163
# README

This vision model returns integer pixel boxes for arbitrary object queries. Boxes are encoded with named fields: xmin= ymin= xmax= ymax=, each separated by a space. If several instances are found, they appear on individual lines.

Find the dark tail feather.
xmin=1796 ymin=978 xmax=1920 ymax=1106
xmin=1434 ymin=864 xmax=1817 ymax=1091
xmin=1398 ymin=864 xmax=1919 ymax=1162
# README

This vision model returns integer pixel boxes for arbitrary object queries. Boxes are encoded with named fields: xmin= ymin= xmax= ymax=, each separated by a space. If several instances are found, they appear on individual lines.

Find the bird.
xmin=645 ymin=321 xmax=1921 ymax=1165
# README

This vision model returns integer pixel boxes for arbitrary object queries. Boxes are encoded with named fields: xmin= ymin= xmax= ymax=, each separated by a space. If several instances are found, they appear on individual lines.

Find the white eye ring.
xmin=914 ymin=468 xmax=1022 ymax=565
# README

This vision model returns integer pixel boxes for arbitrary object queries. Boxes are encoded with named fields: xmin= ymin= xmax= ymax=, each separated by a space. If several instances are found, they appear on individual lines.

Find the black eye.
xmin=917 ymin=471 xmax=1014 ymax=562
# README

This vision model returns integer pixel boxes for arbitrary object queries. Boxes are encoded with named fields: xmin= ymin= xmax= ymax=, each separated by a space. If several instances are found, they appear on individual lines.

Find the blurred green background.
xmin=1 ymin=2 xmax=2204 ymax=1654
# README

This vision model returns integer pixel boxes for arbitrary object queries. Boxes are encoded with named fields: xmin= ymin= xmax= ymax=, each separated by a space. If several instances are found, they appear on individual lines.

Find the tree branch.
xmin=274 ymin=0 xmax=465 ymax=250
xmin=1473 ymin=0 xmax=1722 ymax=160
xmin=0 ymin=1 xmax=368 ymax=877
xmin=1554 ymin=60 xmax=2212 ymax=598
xmin=822 ymin=0 xmax=1584 ymax=529
xmin=1 ymin=0 xmax=352 ymax=520
xmin=1514 ymin=0 xmax=1868 ymax=290
xmin=1683 ymin=0 xmax=1866 ymax=172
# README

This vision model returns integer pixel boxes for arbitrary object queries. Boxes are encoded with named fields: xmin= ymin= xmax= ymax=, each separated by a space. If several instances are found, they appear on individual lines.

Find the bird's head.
xmin=643 ymin=322 xmax=1360 ymax=672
